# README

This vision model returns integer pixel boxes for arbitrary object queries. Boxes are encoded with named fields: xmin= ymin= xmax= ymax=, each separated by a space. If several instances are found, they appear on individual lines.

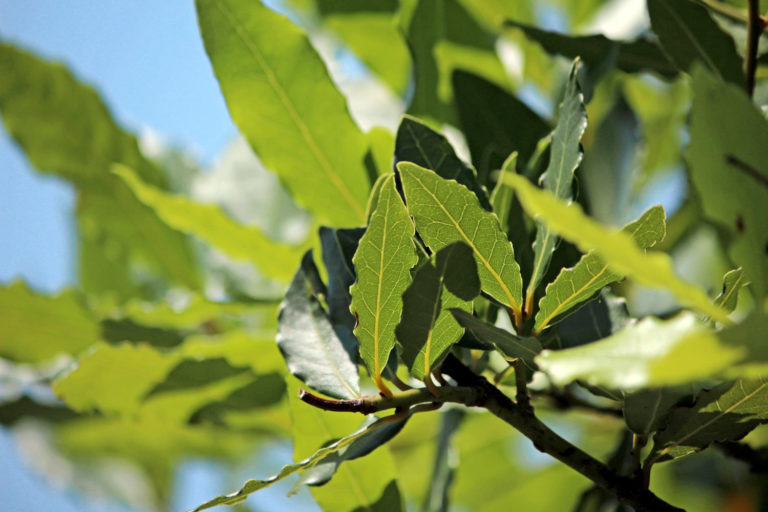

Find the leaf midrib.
xmin=210 ymin=0 xmax=365 ymax=220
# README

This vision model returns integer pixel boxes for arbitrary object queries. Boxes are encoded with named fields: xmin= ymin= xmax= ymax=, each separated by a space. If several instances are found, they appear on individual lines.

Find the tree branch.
xmin=745 ymin=0 xmax=763 ymax=96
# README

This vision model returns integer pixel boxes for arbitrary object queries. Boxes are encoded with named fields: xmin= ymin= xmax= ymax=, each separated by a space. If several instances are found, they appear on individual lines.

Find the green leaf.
xmin=536 ymin=314 xmax=743 ymax=389
xmin=0 ymin=281 xmax=99 ymax=363
xmin=196 ymin=0 xmax=371 ymax=226
xmin=686 ymin=66 xmax=768 ymax=299
xmin=647 ymin=0 xmax=743 ymax=85
xmin=367 ymin=126 xmax=396 ymax=177
xmin=277 ymin=252 xmax=360 ymax=399
xmin=504 ymin=173 xmax=731 ymax=322
xmin=451 ymin=309 xmax=542 ymax=366
xmin=350 ymin=174 xmax=418 ymax=394
xmin=503 ymin=19 xmax=678 ymax=78
xmin=320 ymin=227 xmax=366 ymax=331
xmin=527 ymin=60 xmax=587 ymax=307
xmin=647 ymin=378 xmax=768 ymax=464
xmin=423 ymin=409 xmax=465 ymax=512
xmin=553 ymin=290 xmax=631 ymax=349
xmin=399 ymin=162 xmax=524 ymax=321
xmin=394 ymin=115 xmax=490 ymax=210
xmin=115 ymin=165 xmax=303 ymax=283
xmin=0 ymin=42 xmax=199 ymax=294
xmin=623 ymin=387 xmax=690 ymax=435
xmin=714 ymin=268 xmax=747 ymax=314
xmin=314 ymin=0 xmax=411 ymax=94
xmin=396 ymin=242 xmax=481 ymax=379
xmin=535 ymin=205 xmax=666 ymax=332
xmin=451 ymin=70 xmax=551 ymax=186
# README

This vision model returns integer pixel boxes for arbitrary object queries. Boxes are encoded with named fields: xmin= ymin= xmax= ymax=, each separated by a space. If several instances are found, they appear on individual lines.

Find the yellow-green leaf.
xmin=504 ymin=173 xmax=730 ymax=323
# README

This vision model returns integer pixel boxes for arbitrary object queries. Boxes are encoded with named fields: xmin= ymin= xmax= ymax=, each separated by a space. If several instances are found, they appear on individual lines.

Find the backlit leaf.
xmin=648 ymin=378 xmax=768 ymax=464
xmin=115 ymin=165 xmax=302 ymax=283
xmin=399 ymin=162 xmax=524 ymax=322
xmin=505 ymin=173 xmax=730 ymax=322
xmin=527 ymin=60 xmax=587 ymax=308
xmin=350 ymin=174 xmax=418 ymax=394
xmin=647 ymin=0 xmax=743 ymax=84
xmin=714 ymin=268 xmax=746 ymax=314
xmin=535 ymin=205 xmax=666 ymax=332
xmin=396 ymin=242 xmax=480 ymax=378
xmin=277 ymin=252 xmax=360 ymax=399
xmin=196 ymin=0 xmax=371 ymax=225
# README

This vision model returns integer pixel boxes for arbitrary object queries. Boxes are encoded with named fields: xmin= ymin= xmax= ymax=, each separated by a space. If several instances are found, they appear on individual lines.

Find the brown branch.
xmin=512 ymin=359 xmax=532 ymax=414
xmin=745 ymin=0 xmax=762 ymax=96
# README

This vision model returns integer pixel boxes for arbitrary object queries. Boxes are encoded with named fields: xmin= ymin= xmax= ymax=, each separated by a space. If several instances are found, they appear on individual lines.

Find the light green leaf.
xmin=394 ymin=115 xmax=490 ymax=209
xmin=277 ymin=252 xmax=360 ymax=399
xmin=647 ymin=0 xmax=743 ymax=85
xmin=505 ymin=173 xmax=730 ymax=322
xmin=714 ymin=268 xmax=746 ymax=314
xmin=686 ymin=67 xmax=768 ymax=299
xmin=535 ymin=205 xmax=666 ymax=332
xmin=536 ymin=314 xmax=743 ymax=390
xmin=490 ymin=153 xmax=517 ymax=232
xmin=191 ymin=387 xmax=403 ymax=511
xmin=647 ymin=378 xmax=768 ymax=464
xmin=451 ymin=309 xmax=542 ymax=366
xmin=396 ymin=242 xmax=480 ymax=379
xmin=115 ymin=165 xmax=301 ymax=283
xmin=0 ymin=281 xmax=99 ymax=363
xmin=196 ymin=0 xmax=370 ymax=226
xmin=451 ymin=70 xmax=551 ymax=187
xmin=0 ymin=42 xmax=199 ymax=294
xmin=527 ymin=60 xmax=587 ymax=308
xmin=399 ymin=162 xmax=524 ymax=322
xmin=350 ymin=174 xmax=418 ymax=394
xmin=367 ymin=126 xmax=396 ymax=178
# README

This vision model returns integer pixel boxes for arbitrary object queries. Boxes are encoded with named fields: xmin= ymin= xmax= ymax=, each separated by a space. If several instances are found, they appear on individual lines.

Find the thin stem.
xmin=745 ymin=0 xmax=762 ymax=96
xmin=512 ymin=359 xmax=532 ymax=413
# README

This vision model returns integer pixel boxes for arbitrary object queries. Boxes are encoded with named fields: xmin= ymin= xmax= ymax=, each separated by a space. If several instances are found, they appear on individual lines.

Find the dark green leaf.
xmin=648 ymin=378 xmax=768 ymax=464
xmin=452 ymin=70 xmax=551 ymax=186
xmin=527 ymin=60 xmax=588 ymax=306
xmin=101 ymin=319 xmax=185 ymax=348
xmin=647 ymin=0 xmax=743 ymax=85
xmin=394 ymin=115 xmax=491 ymax=209
xmin=277 ymin=252 xmax=360 ymax=399
xmin=553 ymin=290 xmax=631 ymax=349
xmin=319 ymin=226 xmax=366 ymax=331
xmin=196 ymin=0 xmax=371 ymax=225
xmin=451 ymin=309 xmax=542 ymax=366
xmin=503 ymin=19 xmax=678 ymax=78
xmin=423 ymin=409 xmax=465 ymax=512
xmin=624 ymin=387 xmax=691 ymax=436
xmin=396 ymin=242 xmax=480 ymax=378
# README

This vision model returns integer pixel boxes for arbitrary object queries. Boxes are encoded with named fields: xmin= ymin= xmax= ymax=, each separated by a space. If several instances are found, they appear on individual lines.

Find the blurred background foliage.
xmin=1 ymin=0 xmax=767 ymax=511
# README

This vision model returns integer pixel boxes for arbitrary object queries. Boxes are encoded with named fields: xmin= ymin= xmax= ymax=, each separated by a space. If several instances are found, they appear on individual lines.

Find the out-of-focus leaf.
xmin=451 ymin=309 xmax=541 ymax=366
xmin=367 ymin=126 xmax=396 ymax=178
xmin=535 ymin=206 xmax=666 ymax=332
xmin=196 ymin=0 xmax=370 ymax=226
xmin=396 ymin=243 xmax=480 ymax=378
xmin=505 ymin=173 xmax=730 ymax=322
xmin=423 ymin=408 xmax=465 ymax=512
xmin=714 ymin=268 xmax=746 ymax=314
xmin=399 ymin=162 xmax=524 ymax=321
xmin=394 ymin=115 xmax=490 ymax=209
xmin=452 ymin=70 xmax=551 ymax=187
xmin=503 ymin=20 xmax=678 ymax=78
xmin=686 ymin=66 xmax=768 ymax=299
xmin=623 ymin=387 xmax=690 ymax=435
xmin=581 ymin=94 xmax=639 ymax=225
xmin=536 ymin=314 xmax=743 ymax=389
xmin=647 ymin=0 xmax=743 ymax=85
xmin=315 ymin=0 xmax=411 ymax=94
xmin=400 ymin=0 xmax=507 ymax=124
xmin=648 ymin=378 xmax=768 ymax=464
xmin=0 ymin=396 xmax=78 ymax=426
xmin=0 ymin=281 xmax=99 ymax=362
xmin=100 ymin=319 xmax=185 ymax=348
xmin=0 ymin=43 xmax=199 ymax=295
xmin=320 ymin=227 xmax=366 ymax=331
xmin=527 ymin=60 xmax=587 ymax=307
xmin=115 ymin=165 xmax=302 ymax=283
xmin=277 ymin=252 xmax=360 ymax=399
xmin=350 ymin=174 xmax=417 ymax=394
xmin=553 ymin=290 xmax=631 ymax=349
